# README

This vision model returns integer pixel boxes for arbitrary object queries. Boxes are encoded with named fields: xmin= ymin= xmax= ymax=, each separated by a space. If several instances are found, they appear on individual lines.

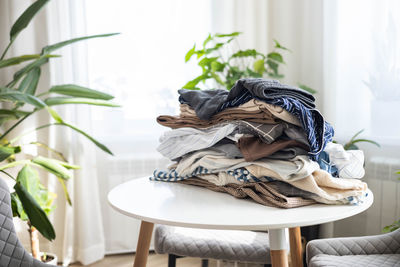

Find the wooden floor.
xmin=70 ymin=253 xmax=218 ymax=267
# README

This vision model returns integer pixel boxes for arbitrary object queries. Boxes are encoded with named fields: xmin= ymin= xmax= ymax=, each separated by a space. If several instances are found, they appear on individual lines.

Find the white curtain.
xmin=0 ymin=0 xmax=106 ymax=265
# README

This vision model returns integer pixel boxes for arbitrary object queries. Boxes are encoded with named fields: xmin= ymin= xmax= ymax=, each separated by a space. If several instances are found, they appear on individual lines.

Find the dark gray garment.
xmin=178 ymin=89 xmax=229 ymax=120
xmin=212 ymin=143 xmax=243 ymax=158
xmin=178 ymin=78 xmax=314 ymax=120
xmin=230 ymin=78 xmax=315 ymax=109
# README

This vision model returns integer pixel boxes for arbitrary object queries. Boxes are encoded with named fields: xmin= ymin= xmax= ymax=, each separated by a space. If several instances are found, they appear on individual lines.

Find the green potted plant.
xmin=0 ymin=0 xmax=119 ymax=263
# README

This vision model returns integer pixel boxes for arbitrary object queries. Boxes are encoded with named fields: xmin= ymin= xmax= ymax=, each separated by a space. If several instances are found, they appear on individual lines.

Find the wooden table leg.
xmin=269 ymin=229 xmax=288 ymax=267
xmin=133 ymin=221 xmax=154 ymax=267
xmin=289 ymin=227 xmax=303 ymax=267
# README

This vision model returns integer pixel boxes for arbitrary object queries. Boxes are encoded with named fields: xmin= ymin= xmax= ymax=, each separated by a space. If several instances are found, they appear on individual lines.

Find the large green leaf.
xmin=32 ymin=156 xmax=72 ymax=180
xmin=59 ymin=122 xmax=113 ymax=155
xmin=41 ymin=33 xmax=120 ymax=55
xmin=9 ymin=56 xmax=49 ymax=87
xmin=18 ymin=67 xmax=41 ymax=95
xmin=17 ymin=165 xmax=40 ymax=196
xmin=0 ymin=54 xmax=41 ymax=69
xmin=0 ymin=87 xmax=46 ymax=108
xmin=9 ymin=0 xmax=50 ymax=42
xmin=14 ymin=181 xmax=55 ymax=241
xmin=202 ymin=34 xmax=213 ymax=48
xmin=0 ymin=145 xmax=21 ymax=162
xmin=45 ymin=97 xmax=120 ymax=107
xmin=49 ymin=84 xmax=114 ymax=100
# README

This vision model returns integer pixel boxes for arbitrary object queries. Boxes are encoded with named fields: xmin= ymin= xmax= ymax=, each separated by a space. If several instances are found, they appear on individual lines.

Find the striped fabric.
xmin=219 ymin=89 xmax=334 ymax=160
xmin=178 ymin=78 xmax=334 ymax=160
xmin=151 ymin=167 xmax=274 ymax=183
xmin=157 ymin=123 xmax=237 ymax=160
xmin=150 ymin=171 xmax=367 ymax=205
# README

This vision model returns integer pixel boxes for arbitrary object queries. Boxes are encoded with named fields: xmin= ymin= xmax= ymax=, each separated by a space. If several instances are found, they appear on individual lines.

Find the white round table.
xmin=108 ymin=177 xmax=373 ymax=267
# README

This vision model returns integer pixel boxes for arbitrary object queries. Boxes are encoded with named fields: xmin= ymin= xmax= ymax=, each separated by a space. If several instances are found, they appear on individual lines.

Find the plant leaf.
xmin=57 ymin=178 xmax=72 ymax=205
xmin=41 ymin=33 xmax=120 ymax=55
xmin=10 ymin=56 xmax=49 ymax=87
xmin=267 ymin=52 xmax=284 ymax=63
xmin=9 ymin=0 xmax=50 ymax=42
xmin=198 ymin=57 xmax=218 ymax=68
xmin=44 ymin=97 xmax=120 ymax=107
xmin=14 ymin=181 xmax=55 ymax=240
xmin=45 ymin=107 xmax=63 ymax=123
xmin=0 ymin=160 xmax=30 ymax=171
xmin=202 ymin=34 xmax=213 ymax=48
xmin=246 ymin=67 xmax=262 ymax=78
xmin=231 ymin=49 xmax=259 ymax=58
xmin=57 ymin=122 xmax=114 ymax=155
xmin=49 ymin=84 xmax=114 ymax=100
xmin=0 ymin=109 xmax=30 ymax=120
xmin=18 ymin=67 xmax=41 ymax=94
xmin=253 ymin=59 xmax=265 ymax=75
xmin=0 ymin=54 xmax=41 ymax=69
xmin=0 ymin=145 xmax=21 ymax=162
xmin=211 ymin=61 xmax=225 ymax=72
xmin=0 ymin=87 xmax=46 ymax=108
xmin=273 ymin=39 xmax=291 ymax=51
xmin=32 ymin=156 xmax=72 ymax=180
xmin=266 ymin=59 xmax=279 ymax=75
xmin=30 ymin=141 xmax=67 ymax=161
xmin=185 ymin=44 xmax=196 ymax=62
xmin=182 ymin=74 xmax=210 ymax=89
xmin=215 ymin=32 xmax=241 ymax=38
xmin=348 ymin=139 xmax=381 ymax=148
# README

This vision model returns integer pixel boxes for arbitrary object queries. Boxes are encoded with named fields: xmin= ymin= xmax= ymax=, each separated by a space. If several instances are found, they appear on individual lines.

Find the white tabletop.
xmin=108 ymin=177 xmax=373 ymax=231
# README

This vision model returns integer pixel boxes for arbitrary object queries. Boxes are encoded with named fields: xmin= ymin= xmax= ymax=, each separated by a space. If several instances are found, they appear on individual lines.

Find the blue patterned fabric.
xmin=150 ymin=167 xmax=275 ymax=183
xmin=317 ymin=151 xmax=339 ymax=177
xmin=179 ymin=78 xmax=334 ymax=160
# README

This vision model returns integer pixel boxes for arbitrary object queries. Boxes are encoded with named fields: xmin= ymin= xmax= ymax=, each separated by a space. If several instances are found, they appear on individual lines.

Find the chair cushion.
xmin=154 ymin=225 xmax=271 ymax=263
xmin=309 ymin=254 xmax=400 ymax=267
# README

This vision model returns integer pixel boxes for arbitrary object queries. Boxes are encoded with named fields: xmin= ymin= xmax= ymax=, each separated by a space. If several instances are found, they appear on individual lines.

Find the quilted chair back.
xmin=0 ymin=178 xmax=56 ymax=267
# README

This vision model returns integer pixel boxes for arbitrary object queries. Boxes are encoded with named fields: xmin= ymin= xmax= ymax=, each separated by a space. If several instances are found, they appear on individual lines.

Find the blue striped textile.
xmin=150 ymin=167 xmax=275 ymax=183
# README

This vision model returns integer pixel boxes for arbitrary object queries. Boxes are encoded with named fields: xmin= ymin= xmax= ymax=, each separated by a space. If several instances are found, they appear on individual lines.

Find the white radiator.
xmin=333 ymin=156 xmax=400 ymax=237
xmin=97 ymin=154 xmax=170 ymax=254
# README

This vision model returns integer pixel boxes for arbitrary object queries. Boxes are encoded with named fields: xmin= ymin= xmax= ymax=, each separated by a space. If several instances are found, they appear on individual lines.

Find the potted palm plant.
xmin=0 ymin=0 xmax=119 ymax=263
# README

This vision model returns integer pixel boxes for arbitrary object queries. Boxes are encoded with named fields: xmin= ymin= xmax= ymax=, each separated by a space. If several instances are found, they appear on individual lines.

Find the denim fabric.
xmin=178 ymin=78 xmax=334 ymax=159
xmin=317 ymin=151 xmax=339 ymax=177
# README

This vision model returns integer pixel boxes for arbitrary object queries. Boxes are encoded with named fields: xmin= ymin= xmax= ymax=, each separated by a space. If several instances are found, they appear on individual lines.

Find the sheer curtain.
xmin=1 ymin=0 xmax=106 ymax=265
xmin=322 ymin=0 xmax=400 ymax=237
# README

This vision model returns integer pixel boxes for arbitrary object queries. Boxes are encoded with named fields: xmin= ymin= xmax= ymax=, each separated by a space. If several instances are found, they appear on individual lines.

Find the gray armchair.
xmin=0 ymin=178 xmax=56 ymax=267
xmin=306 ymin=228 xmax=400 ymax=267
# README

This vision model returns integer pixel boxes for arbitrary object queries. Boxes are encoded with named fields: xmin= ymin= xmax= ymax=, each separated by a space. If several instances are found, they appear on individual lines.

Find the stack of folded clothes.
xmin=151 ymin=78 xmax=368 ymax=208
